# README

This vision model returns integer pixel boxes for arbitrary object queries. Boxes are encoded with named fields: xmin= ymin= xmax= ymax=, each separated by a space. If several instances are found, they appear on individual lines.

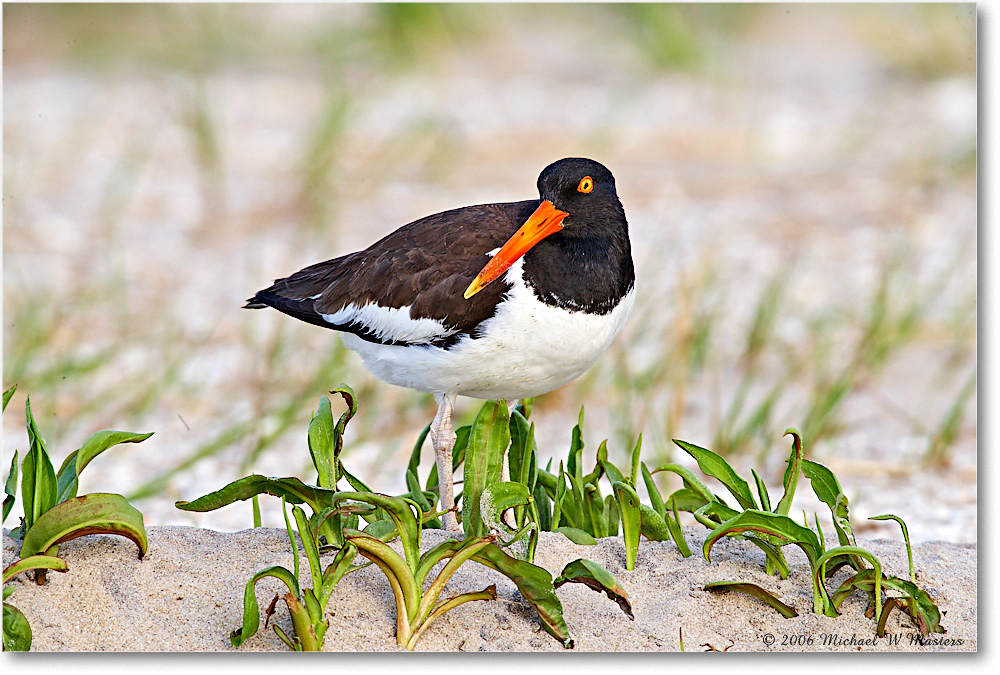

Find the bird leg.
xmin=430 ymin=393 xmax=460 ymax=532
xmin=500 ymin=399 xmax=518 ymax=528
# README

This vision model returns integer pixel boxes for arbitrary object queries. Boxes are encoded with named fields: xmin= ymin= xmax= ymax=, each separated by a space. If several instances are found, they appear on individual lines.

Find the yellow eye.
xmin=577 ymin=176 xmax=593 ymax=193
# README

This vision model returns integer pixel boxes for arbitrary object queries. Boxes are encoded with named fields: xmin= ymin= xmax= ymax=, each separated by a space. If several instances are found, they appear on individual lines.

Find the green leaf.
xmin=566 ymin=407 xmax=585 ymax=480
xmin=650 ymin=463 xmax=715 ymax=506
xmin=554 ymin=558 xmax=633 ymax=619
xmin=640 ymin=462 xmax=665 ymax=517
xmin=321 ymin=542 xmax=358 ymax=591
xmin=870 ymin=514 xmax=914 ymax=579
xmin=613 ymin=481 xmax=641 ymax=571
xmin=695 ymin=499 xmax=741 ymax=528
xmin=482 ymin=481 xmax=531 ymax=520
xmin=405 ymin=469 xmax=432 ymax=511
xmin=329 ymin=385 xmax=358 ymax=482
xmin=533 ymin=480 xmax=552 ymax=532
xmin=481 ymin=481 xmax=535 ymax=558
xmin=230 ymin=565 xmax=300 ymax=648
xmin=463 ymin=400 xmax=510 ymax=538
xmin=638 ymin=503 xmax=671 ymax=541
xmin=3 ymin=450 xmax=19 ymax=524
xmin=362 ymin=518 xmax=397 ymax=540
xmin=508 ymin=411 xmax=538 ymax=494
xmin=535 ymin=466 xmax=557 ymax=498
xmin=664 ymin=501 xmax=691 ymax=558
xmin=564 ymin=464 xmax=587 ymax=532
xmin=342 ymin=467 xmax=376 ymax=493
xmin=800 ymin=458 xmax=840 ymax=513
xmin=665 ymin=487 xmax=710 ymax=514
xmin=3 ymin=602 xmax=32 ymax=651
xmin=410 ymin=536 xmax=497 ymax=638
xmin=552 ymin=526 xmax=597 ymax=545
xmin=629 ymin=434 xmax=643 ymax=488
xmin=604 ymin=494 xmax=619 ymax=538
xmin=584 ymin=483 xmax=607 ymax=538
xmin=599 ymin=456 xmax=628 ymax=487
xmin=516 ymin=397 xmax=533 ymax=420
xmin=586 ymin=440 xmax=609 ymax=486
xmin=878 ymin=576 xmax=945 ymax=636
xmin=22 ymin=397 xmax=57 ymax=533
xmin=56 ymin=430 xmax=153 ymax=503
xmin=2 ymin=384 xmax=15 ymax=413
xmin=19 ymin=493 xmax=147 ymax=559
xmin=175 ymin=475 xmax=339 ymax=513
xmin=292 ymin=505 xmax=324 ymax=600
xmin=814 ymin=546 xmax=882 ymax=618
xmin=472 ymin=543 xmax=573 ymax=648
xmin=751 ymin=469 xmax=771 ymax=512
xmin=775 ymin=428 xmax=803 ymax=516
xmin=406 ymin=423 xmax=431 ymax=484
xmin=551 ymin=462 xmax=567 ymax=528
xmin=308 ymin=395 xmax=337 ymax=489
xmin=348 ymin=533 xmax=421 ymax=631
xmin=704 ymin=581 xmax=798 ymax=618
xmin=673 ymin=439 xmax=757 ymax=510
xmin=343 ymin=493 xmax=422 ymax=573
xmin=703 ymin=509 xmax=821 ymax=566
xmin=3 ymin=554 xmax=69 ymax=583
xmin=801 ymin=459 xmax=854 ymax=546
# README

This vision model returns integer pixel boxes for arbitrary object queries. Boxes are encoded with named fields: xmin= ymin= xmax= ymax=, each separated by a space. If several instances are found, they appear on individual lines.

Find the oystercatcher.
xmin=246 ymin=157 xmax=634 ymax=530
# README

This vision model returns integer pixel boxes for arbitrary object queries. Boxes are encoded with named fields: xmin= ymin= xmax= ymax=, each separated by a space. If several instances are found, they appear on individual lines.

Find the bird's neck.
xmin=522 ymin=225 xmax=634 ymax=315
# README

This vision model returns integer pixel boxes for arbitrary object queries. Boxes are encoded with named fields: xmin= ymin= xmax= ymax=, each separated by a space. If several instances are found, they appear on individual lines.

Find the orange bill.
xmin=463 ymin=200 xmax=569 ymax=299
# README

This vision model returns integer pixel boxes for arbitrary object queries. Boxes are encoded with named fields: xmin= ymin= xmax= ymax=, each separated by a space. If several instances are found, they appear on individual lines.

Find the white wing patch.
xmin=321 ymin=302 xmax=456 ymax=344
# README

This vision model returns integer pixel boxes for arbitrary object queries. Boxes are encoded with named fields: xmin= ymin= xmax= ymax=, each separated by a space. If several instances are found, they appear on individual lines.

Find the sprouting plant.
xmin=489 ymin=406 xmax=688 ymax=571
xmin=3 ymin=553 xmax=69 ymax=651
xmin=343 ymin=490 xmax=633 ymax=651
xmin=179 ymin=386 xmax=633 ymax=650
xmin=662 ymin=427 xmax=944 ymax=636
xmin=405 ymin=399 xmax=685 ymax=571
xmin=339 ymin=492 xmax=500 ymax=651
xmin=229 ymin=496 xmax=362 ymax=651
xmin=2 ymin=385 xmax=151 ymax=651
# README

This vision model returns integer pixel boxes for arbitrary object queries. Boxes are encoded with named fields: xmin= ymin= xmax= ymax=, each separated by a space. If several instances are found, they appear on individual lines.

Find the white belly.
xmin=340 ymin=259 xmax=635 ymax=400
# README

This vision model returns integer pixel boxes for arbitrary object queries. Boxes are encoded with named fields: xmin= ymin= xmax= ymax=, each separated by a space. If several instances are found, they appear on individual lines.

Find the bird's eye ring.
xmin=577 ymin=176 xmax=593 ymax=193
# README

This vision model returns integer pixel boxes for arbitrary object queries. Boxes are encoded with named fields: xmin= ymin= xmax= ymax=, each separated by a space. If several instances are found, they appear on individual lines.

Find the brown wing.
xmin=245 ymin=200 xmax=539 ymax=347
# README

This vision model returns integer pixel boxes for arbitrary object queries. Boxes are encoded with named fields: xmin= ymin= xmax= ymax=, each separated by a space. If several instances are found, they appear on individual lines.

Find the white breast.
xmin=340 ymin=258 xmax=635 ymax=400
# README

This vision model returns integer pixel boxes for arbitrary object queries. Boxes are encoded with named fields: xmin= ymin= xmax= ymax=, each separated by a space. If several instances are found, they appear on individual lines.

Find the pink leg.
xmin=430 ymin=393 xmax=460 ymax=531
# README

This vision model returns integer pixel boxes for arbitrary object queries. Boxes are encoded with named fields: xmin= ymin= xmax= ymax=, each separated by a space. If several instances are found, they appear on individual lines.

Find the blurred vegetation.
xmin=3 ymin=3 xmax=976 ymax=80
xmin=3 ymin=2 xmax=977 ymax=524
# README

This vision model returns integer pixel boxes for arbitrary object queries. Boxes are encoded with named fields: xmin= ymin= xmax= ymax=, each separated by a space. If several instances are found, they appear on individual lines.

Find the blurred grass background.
xmin=3 ymin=3 xmax=976 ymax=538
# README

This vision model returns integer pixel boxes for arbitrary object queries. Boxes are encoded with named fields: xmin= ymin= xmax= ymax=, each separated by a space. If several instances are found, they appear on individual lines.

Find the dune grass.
xmin=3 ymin=4 xmax=977 ymax=524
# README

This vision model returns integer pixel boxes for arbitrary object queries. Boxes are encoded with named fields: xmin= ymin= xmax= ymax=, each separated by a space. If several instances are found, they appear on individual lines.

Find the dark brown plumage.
xmin=245 ymin=201 xmax=539 ymax=346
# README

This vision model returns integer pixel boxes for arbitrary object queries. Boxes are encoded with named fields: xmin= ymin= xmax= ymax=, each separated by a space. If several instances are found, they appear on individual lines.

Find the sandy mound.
xmin=2 ymin=526 xmax=975 ymax=652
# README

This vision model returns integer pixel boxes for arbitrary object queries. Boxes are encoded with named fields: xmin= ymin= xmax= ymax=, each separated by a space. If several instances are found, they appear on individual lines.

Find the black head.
xmin=536 ymin=157 xmax=624 ymax=233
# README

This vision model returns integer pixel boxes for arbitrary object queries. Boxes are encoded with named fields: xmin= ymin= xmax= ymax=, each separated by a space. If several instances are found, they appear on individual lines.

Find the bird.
xmin=245 ymin=157 xmax=635 ymax=531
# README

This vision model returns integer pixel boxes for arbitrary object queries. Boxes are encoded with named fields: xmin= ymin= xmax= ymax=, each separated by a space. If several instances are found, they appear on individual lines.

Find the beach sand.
xmin=2 ymin=526 xmax=975 ymax=652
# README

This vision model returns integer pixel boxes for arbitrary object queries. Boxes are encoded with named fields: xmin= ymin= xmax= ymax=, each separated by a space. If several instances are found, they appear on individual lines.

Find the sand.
xmin=2 ymin=525 xmax=975 ymax=652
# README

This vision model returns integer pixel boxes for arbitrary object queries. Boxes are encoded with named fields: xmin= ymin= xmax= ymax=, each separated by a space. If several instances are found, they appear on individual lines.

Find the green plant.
xmin=658 ymin=428 xmax=944 ymax=636
xmin=177 ymin=386 xmax=473 ymax=650
xmin=229 ymin=496 xmax=362 ymax=651
xmin=2 ymin=385 xmax=151 ymax=650
xmin=3 ymin=554 xmax=69 ymax=651
xmin=479 ymin=406 xmax=688 ymax=571
xmin=338 ymin=492 xmax=501 ymax=651
xmin=178 ymin=386 xmax=632 ymax=650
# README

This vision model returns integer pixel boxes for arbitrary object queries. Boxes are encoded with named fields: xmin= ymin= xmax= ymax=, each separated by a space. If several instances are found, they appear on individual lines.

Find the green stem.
xmin=814 ymin=546 xmax=882 ymax=618
xmin=404 ymin=586 xmax=497 ymax=651
xmin=413 ymin=537 xmax=495 ymax=626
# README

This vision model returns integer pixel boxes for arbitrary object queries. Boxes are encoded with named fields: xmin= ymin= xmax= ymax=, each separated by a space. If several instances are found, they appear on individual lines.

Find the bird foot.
xmin=441 ymin=515 xmax=462 ymax=533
